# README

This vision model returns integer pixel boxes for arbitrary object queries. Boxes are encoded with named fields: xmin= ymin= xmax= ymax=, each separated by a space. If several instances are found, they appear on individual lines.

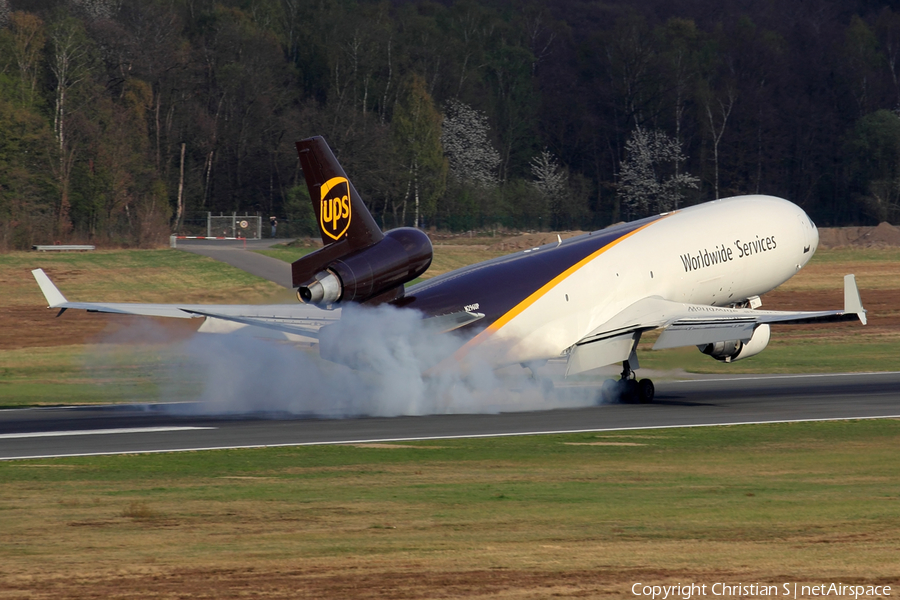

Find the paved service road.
xmin=176 ymin=238 xmax=293 ymax=288
xmin=1 ymin=372 xmax=897 ymax=460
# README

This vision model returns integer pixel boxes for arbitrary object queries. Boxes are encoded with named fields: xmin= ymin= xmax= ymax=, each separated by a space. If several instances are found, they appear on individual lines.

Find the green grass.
xmin=1 ymin=420 xmax=898 ymax=586
xmin=3 ymin=248 xmax=283 ymax=306
xmin=3 ymin=244 xmax=900 ymax=592
xmin=0 ymin=345 xmax=202 ymax=407
xmin=637 ymin=337 xmax=900 ymax=374
xmin=254 ymin=245 xmax=315 ymax=263
xmin=254 ymin=242 xmax=506 ymax=280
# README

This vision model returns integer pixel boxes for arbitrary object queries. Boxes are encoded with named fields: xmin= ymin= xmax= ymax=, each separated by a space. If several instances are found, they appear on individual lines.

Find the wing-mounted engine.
xmin=292 ymin=136 xmax=432 ymax=307
xmin=698 ymin=324 xmax=770 ymax=362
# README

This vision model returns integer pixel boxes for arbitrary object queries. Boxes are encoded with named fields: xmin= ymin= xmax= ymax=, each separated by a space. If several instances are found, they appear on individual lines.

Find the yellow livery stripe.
xmin=452 ymin=216 xmax=669 ymax=360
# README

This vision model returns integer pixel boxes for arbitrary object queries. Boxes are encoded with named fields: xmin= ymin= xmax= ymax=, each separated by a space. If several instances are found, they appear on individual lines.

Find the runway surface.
xmin=1 ymin=372 xmax=898 ymax=460
xmin=175 ymin=238 xmax=293 ymax=288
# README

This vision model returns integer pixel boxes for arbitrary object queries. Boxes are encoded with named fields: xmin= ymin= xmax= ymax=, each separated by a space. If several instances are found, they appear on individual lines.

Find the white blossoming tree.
xmin=67 ymin=0 xmax=121 ymax=21
xmin=441 ymin=99 xmax=500 ymax=188
xmin=619 ymin=126 xmax=699 ymax=218
xmin=530 ymin=149 xmax=566 ymax=200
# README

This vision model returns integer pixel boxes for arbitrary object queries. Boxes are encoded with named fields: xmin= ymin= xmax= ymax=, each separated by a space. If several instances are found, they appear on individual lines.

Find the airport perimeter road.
xmin=1 ymin=372 xmax=898 ymax=460
xmin=175 ymin=238 xmax=293 ymax=288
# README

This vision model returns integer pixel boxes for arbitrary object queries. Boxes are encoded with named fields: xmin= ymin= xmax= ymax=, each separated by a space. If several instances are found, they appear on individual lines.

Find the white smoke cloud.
xmin=84 ymin=303 xmax=605 ymax=417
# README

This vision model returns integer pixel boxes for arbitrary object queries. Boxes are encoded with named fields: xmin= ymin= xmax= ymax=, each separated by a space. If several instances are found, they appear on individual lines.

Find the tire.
xmin=599 ymin=379 xmax=619 ymax=403
xmin=621 ymin=379 xmax=639 ymax=404
xmin=638 ymin=378 xmax=655 ymax=403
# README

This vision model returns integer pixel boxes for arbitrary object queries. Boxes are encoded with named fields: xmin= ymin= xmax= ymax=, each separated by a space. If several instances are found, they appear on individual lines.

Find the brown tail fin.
xmin=291 ymin=136 xmax=432 ymax=304
xmin=296 ymin=136 xmax=383 ymax=250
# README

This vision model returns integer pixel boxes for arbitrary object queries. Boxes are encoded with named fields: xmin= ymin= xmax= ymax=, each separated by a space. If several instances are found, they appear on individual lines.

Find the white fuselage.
xmin=483 ymin=195 xmax=818 ymax=365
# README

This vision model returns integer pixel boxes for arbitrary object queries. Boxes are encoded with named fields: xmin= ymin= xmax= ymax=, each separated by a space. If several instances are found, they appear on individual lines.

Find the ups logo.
xmin=319 ymin=177 xmax=352 ymax=240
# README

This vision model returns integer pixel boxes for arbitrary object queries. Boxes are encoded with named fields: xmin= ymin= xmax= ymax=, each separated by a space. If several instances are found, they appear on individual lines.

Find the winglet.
xmin=844 ymin=274 xmax=867 ymax=325
xmin=31 ymin=269 xmax=68 ymax=308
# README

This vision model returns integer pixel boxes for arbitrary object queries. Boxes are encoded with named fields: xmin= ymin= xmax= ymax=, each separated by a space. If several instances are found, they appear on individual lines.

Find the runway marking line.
xmin=0 ymin=426 xmax=215 ymax=440
xmin=3 ymin=415 xmax=900 ymax=461
xmin=668 ymin=371 xmax=900 ymax=383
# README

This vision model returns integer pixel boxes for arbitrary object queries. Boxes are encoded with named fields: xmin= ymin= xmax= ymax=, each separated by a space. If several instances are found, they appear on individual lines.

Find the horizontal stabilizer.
xmin=424 ymin=310 xmax=485 ymax=334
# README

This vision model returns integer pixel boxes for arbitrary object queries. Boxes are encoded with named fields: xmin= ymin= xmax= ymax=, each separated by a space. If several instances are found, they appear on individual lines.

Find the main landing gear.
xmin=600 ymin=360 xmax=654 ymax=404
xmin=523 ymin=360 xmax=555 ymax=394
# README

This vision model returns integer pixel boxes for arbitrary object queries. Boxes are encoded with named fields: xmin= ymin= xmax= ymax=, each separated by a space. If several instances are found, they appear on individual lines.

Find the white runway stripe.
xmin=3 ymin=415 xmax=900 ymax=461
xmin=0 ymin=426 xmax=216 ymax=440
xmin=668 ymin=371 xmax=900 ymax=383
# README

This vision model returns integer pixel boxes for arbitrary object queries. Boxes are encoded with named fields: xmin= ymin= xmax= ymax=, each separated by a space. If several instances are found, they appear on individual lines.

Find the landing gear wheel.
xmin=600 ymin=379 xmax=618 ymax=403
xmin=540 ymin=377 xmax=555 ymax=394
xmin=621 ymin=378 xmax=639 ymax=403
xmin=637 ymin=378 xmax=655 ymax=403
xmin=523 ymin=361 xmax=553 ymax=395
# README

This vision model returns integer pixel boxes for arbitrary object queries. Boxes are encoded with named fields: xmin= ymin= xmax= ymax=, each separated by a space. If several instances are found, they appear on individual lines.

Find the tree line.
xmin=2 ymin=0 xmax=900 ymax=249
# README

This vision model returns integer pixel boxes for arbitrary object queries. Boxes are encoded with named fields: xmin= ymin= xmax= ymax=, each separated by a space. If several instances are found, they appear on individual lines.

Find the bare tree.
xmin=704 ymin=88 xmax=735 ymax=200
xmin=9 ymin=12 xmax=45 ymax=108
xmin=48 ymin=17 xmax=91 ymax=236
xmin=67 ymin=0 xmax=121 ymax=22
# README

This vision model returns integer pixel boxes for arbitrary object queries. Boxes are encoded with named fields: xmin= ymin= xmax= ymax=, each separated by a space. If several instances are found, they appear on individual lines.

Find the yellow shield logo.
xmin=319 ymin=177 xmax=352 ymax=241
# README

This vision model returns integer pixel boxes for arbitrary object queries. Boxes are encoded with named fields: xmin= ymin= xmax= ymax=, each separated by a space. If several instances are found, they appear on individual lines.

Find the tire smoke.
xmin=153 ymin=303 xmax=600 ymax=417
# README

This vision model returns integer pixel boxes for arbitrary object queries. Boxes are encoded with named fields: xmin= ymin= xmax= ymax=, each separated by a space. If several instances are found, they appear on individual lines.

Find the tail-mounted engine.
xmin=698 ymin=324 xmax=771 ymax=363
xmin=297 ymin=228 xmax=432 ymax=306
xmin=291 ymin=135 xmax=432 ymax=306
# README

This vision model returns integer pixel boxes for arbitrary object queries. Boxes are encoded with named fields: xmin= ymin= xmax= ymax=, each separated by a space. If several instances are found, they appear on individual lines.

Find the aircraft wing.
xmin=31 ymin=268 xmax=339 ymax=337
xmin=32 ymin=268 xmax=480 ymax=339
xmin=566 ymin=274 xmax=866 ymax=375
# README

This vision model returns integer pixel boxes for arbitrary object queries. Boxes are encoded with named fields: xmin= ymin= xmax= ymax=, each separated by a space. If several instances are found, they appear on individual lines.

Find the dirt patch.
xmin=0 ymin=566 xmax=733 ymax=600
xmin=563 ymin=442 xmax=646 ymax=446
xmin=342 ymin=443 xmax=446 ymax=449
xmin=489 ymin=231 xmax=585 ymax=252
xmin=487 ymin=224 xmax=900 ymax=252
xmin=763 ymin=288 xmax=900 ymax=333
xmin=0 ymin=307 xmax=202 ymax=351
xmin=6 ymin=247 xmax=897 ymax=351
xmin=818 ymin=222 xmax=900 ymax=248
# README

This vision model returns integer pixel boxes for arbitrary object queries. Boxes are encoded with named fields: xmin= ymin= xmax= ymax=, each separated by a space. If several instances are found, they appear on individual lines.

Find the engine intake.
xmin=698 ymin=324 xmax=771 ymax=363
xmin=298 ymin=270 xmax=342 ymax=305
xmin=297 ymin=228 xmax=432 ymax=306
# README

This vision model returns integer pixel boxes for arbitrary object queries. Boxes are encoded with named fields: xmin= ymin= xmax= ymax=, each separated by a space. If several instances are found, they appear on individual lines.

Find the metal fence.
xmin=206 ymin=214 xmax=263 ymax=239
xmin=179 ymin=212 xmax=310 ymax=239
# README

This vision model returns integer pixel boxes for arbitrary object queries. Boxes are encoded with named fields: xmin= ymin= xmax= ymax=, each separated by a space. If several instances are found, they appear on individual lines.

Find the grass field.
xmin=1 ymin=420 xmax=898 ymax=597
xmin=2 ymin=246 xmax=899 ymax=597
xmin=0 ymin=249 xmax=287 ymax=407
xmin=255 ymin=238 xmax=509 ymax=279
xmin=2 ymin=248 xmax=284 ymax=306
